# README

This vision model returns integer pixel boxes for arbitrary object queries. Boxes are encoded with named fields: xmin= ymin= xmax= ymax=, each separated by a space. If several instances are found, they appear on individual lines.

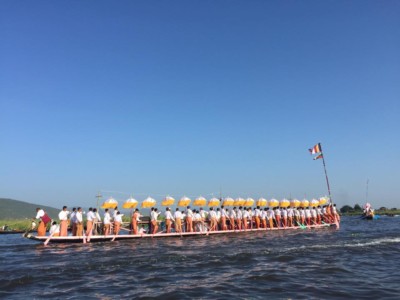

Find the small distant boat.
xmin=0 ymin=229 xmax=25 ymax=234
xmin=361 ymin=203 xmax=379 ymax=220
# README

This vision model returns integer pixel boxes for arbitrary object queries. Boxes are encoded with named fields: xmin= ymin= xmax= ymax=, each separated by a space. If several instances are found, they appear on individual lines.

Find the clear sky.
xmin=1 ymin=1 xmax=399 ymax=210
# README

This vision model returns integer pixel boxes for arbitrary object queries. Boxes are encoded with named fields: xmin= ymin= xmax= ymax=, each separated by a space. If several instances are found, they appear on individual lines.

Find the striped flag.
xmin=313 ymin=154 xmax=323 ymax=160
xmin=309 ymin=143 xmax=322 ymax=154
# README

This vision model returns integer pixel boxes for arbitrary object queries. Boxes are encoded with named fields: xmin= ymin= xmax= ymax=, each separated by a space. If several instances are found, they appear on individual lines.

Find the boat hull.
xmin=24 ymin=223 xmax=337 ymax=244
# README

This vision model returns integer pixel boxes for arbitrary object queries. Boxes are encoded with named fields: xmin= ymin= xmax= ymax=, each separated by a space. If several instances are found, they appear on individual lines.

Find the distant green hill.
xmin=0 ymin=198 xmax=59 ymax=220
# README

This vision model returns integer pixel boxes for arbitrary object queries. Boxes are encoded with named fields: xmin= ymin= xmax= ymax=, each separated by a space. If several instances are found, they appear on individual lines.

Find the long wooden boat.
xmin=24 ymin=222 xmax=337 ymax=245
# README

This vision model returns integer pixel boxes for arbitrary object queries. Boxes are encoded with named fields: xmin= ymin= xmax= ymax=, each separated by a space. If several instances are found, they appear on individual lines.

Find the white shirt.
xmin=282 ymin=209 xmax=288 ymax=218
xmin=200 ymin=210 xmax=207 ymax=220
xmin=261 ymin=210 xmax=267 ymax=219
xmin=221 ymin=209 xmax=228 ymax=218
xmin=95 ymin=212 xmax=102 ymax=222
xmin=174 ymin=211 xmax=182 ymax=219
xmin=216 ymin=211 xmax=221 ymax=221
xmin=35 ymin=209 xmax=45 ymax=219
xmin=267 ymin=210 xmax=275 ymax=219
xmin=230 ymin=209 xmax=236 ymax=218
xmin=275 ymin=209 xmax=281 ymax=217
xmin=255 ymin=208 xmax=261 ymax=217
xmin=58 ymin=210 xmax=69 ymax=221
xmin=76 ymin=211 xmax=83 ymax=223
xmin=242 ymin=210 xmax=249 ymax=218
xmin=311 ymin=209 xmax=317 ymax=218
xmin=114 ymin=214 xmax=123 ymax=223
xmin=294 ymin=209 xmax=300 ymax=217
xmin=186 ymin=209 xmax=194 ymax=218
xmin=287 ymin=208 xmax=293 ymax=217
xmin=236 ymin=210 xmax=242 ymax=219
xmin=103 ymin=212 xmax=111 ymax=225
xmin=49 ymin=224 xmax=60 ymax=235
xmin=305 ymin=209 xmax=311 ymax=218
xmin=165 ymin=210 xmax=174 ymax=221
xmin=151 ymin=211 xmax=159 ymax=221
xmin=209 ymin=210 xmax=217 ymax=219
xmin=87 ymin=211 xmax=95 ymax=221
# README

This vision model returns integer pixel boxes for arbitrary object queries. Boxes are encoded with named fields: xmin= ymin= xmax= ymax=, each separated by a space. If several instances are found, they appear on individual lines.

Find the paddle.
xmin=44 ymin=232 xmax=55 ymax=246
xmin=296 ymin=221 xmax=307 ymax=229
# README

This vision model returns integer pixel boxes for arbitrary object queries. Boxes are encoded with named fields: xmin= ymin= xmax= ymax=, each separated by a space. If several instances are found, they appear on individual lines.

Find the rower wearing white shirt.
xmin=209 ymin=208 xmax=218 ymax=231
xmin=220 ymin=206 xmax=228 ymax=231
xmin=49 ymin=221 xmax=60 ymax=236
xmin=229 ymin=208 xmax=236 ymax=230
xmin=114 ymin=211 xmax=124 ymax=235
xmin=75 ymin=207 xmax=83 ymax=237
xmin=317 ymin=206 xmax=323 ymax=224
xmin=151 ymin=208 xmax=160 ymax=234
xmin=112 ymin=206 xmax=118 ymax=221
xmin=93 ymin=208 xmax=101 ymax=235
xmin=242 ymin=208 xmax=249 ymax=230
xmin=58 ymin=206 xmax=70 ymax=236
xmin=236 ymin=207 xmax=243 ymax=230
xmin=275 ymin=207 xmax=281 ymax=228
xmin=86 ymin=208 xmax=95 ymax=236
xmin=267 ymin=208 xmax=275 ymax=228
xmin=305 ymin=207 xmax=312 ymax=225
xmin=300 ymin=208 xmax=306 ymax=225
xmin=254 ymin=206 xmax=261 ymax=229
xmin=186 ymin=206 xmax=194 ymax=232
xmin=174 ymin=208 xmax=182 ymax=233
xmin=70 ymin=208 xmax=77 ymax=236
xmin=164 ymin=208 xmax=175 ymax=233
xmin=180 ymin=211 xmax=186 ymax=232
xmin=287 ymin=207 xmax=294 ymax=227
xmin=282 ymin=208 xmax=288 ymax=227
xmin=131 ymin=209 xmax=141 ymax=235
xmin=103 ymin=209 xmax=111 ymax=236
xmin=216 ymin=208 xmax=221 ymax=224
xmin=261 ymin=208 xmax=267 ymax=229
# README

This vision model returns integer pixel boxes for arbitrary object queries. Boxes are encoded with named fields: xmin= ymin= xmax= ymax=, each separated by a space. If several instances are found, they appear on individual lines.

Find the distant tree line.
xmin=340 ymin=204 xmax=398 ymax=214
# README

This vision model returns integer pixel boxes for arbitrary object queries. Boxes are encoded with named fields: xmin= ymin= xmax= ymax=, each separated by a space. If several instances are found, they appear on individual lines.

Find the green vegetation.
xmin=340 ymin=203 xmax=400 ymax=216
xmin=0 ymin=219 xmax=32 ymax=231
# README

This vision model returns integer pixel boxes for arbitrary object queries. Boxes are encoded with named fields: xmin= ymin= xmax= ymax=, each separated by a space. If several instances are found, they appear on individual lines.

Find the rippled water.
xmin=1 ymin=216 xmax=399 ymax=299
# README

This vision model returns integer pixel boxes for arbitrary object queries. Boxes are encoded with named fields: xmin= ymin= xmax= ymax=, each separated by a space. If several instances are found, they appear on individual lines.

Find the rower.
xmin=174 ymin=208 xmax=182 ymax=233
xmin=34 ymin=208 xmax=51 ymax=237
xmin=86 ymin=208 xmax=95 ymax=236
xmin=305 ymin=207 xmax=311 ymax=226
xmin=254 ymin=206 xmax=261 ymax=229
xmin=186 ymin=206 xmax=194 ymax=232
xmin=131 ymin=208 xmax=141 ymax=235
xmin=58 ymin=206 xmax=70 ymax=236
xmin=93 ymin=208 xmax=102 ymax=235
xmin=294 ymin=207 xmax=300 ymax=226
xmin=267 ymin=207 xmax=275 ymax=228
xmin=242 ymin=207 xmax=249 ymax=230
xmin=261 ymin=208 xmax=267 ymax=229
xmin=316 ymin=206 xmax=322 ymax=224
xmin=287 ymin=206 xmax=294 ymax=227
xmin=229 ymin=207 xmax=236 ymax=230
xmin=300 ymin=208 xmax=306 ymax=225
xmin=236 ymin=207 xmax=243 ymax=230
xmin=151 ymin=208 xmax=160 ymax=234
xmin=70 ymin=208 xmax=77 ymax=236
xmin=282 ymin=207 xmax=288 ymax=227
xmin=275 ymin=207 xmax=281 ymax=228
xmin=75 ymin=207 xmax=83 ymax=237
xmin=311 ymin=206 xmax=317 ymax=225
xmin=164 ymin=207 xmax=175 ymax=233
xmin=49 ymin=221 xmax=60 ymax=237
xmin=209 ymin=208 xmax=218 ymax=231
xmin=103 ymin=209 xmax=111 ymax=236
xmin=114 ymin=211 xmax=123 ymax=235
xmin=220 ymin=206 xmax=228 ymax=231
xmin=216 ymin=208 xmax=221 ymax=229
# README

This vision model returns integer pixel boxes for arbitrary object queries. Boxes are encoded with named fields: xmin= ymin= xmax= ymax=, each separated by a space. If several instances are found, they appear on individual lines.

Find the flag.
xmin=309 ymin=143 xmax=322 ymax=154
xmin=313 ymin=154 xmax=323 ymax=160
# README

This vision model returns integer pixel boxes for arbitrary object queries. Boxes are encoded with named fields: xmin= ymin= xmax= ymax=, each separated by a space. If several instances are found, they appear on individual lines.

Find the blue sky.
xmin=1 ymin=1 xmax=399 ymax=210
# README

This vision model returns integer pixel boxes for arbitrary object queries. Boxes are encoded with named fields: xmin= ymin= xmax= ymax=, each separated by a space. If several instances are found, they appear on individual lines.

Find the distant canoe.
xmin=24 ymin=222 xmax=338 ymax=245
xmin=0 ymin=230 xmax=25 ymax=234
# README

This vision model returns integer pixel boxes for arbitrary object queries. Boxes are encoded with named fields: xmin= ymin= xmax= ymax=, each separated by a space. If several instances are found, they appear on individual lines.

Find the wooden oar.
xmin=296 ymin=221 xmax=307 ymax=229
xmin=44 ymin=232 xmax=55 ymax=246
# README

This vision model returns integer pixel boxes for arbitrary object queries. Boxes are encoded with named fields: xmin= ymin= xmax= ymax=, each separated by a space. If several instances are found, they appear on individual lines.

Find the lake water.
xmin=0 ymin=216 xmax=399 ymax=299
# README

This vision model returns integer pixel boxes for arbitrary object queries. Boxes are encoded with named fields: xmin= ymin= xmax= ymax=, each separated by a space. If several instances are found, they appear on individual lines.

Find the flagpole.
xmin=320 ymin=144 xmax=332 ymax=203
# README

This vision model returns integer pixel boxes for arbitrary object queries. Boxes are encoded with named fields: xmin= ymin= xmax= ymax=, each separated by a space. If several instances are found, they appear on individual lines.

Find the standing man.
xmin=58 ymin=206 xmax=70 ymax=236
xmin=103 ymin=208 xmax=111 ymax=236
xmin=151 ymin=208 xmax=160 ymax=234
xmin=174 ymin=208 xmax=182 ymax=233
xmin=131 ymin=209 xmax=141 ymax=235
xmin=70 ymin=208 xmax=77 ymax=236
xmin=186 ymin=206 xmax=194 ymax=232
xmin=76 ymin=207 xmax=83 ymax=237
xmin=86 ymin=207 xmax=94 ymax=236
xmin=164 ymin=207 xmax=175 ymax=233
xmin=34 ymin=208 xmax=51 ymax=236
xmin=220 ymin=206 xmax=228 ymax=231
